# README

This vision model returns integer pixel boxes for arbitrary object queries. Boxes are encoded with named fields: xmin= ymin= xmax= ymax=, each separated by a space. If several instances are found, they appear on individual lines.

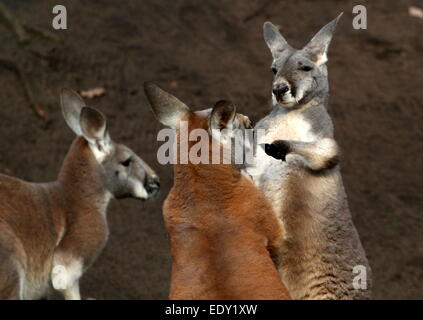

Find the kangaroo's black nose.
xmin=146 ymin=175 xmax=160 ymax=195
xmin=151 ymin=176 xmax=160 ymax=189
xmin=273 ymin=84 xmax=290 ymax=98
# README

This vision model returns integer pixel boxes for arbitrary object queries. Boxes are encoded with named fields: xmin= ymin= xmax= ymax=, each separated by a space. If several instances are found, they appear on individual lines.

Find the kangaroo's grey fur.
xmin=247 ymin=14 xmax=372 ymax=299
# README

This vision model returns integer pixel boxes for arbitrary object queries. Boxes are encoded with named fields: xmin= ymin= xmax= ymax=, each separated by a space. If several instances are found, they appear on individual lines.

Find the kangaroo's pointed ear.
xmin=79 ymin=107 xmax=108 ymax=143
xmin=79 ymin=107 xmax=112 ymax=161
xmin=61 ymin=88 xmax=85 ymax=136
xmin=209 ymin=100 xmax=237 ymax=143
xmin=303 ymin=13 xmax=343 ymax=66
xmin=144 ymin=82 xmax=191 ymax=128
xmin=263 ymin=21 xmax=292 ymax=59
xmin=209 ymin=100 xmax=236 ymax=131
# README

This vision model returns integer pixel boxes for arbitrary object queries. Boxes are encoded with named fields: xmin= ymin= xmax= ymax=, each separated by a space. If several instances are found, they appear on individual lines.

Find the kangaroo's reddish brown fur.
xmin=146 ymin=83 xmax=291 ymax=300
xmin=0 ymin=89 xmax=160 ymax=300
xmin=0 ymin=137 xmax=108 ymax=299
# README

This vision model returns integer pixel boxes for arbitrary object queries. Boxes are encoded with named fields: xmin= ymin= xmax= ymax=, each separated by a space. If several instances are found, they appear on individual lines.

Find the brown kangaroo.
xmin=0 ymin=89 xmax=160 ymax=300
xmin=145 ymin=82 xmax=291 ymax=300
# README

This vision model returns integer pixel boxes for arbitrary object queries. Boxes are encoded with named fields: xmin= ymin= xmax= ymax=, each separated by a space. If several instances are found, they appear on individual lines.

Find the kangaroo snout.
xmin=145 ymin=175 xmax=160 ymax=198
xmin=272 ymin=80 xmax=297 ymax=106
xmin=272 ymin=83 xmax=289 ymax=99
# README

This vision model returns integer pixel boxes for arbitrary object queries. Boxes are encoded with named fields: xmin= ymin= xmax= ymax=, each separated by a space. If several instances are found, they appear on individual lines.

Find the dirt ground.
xmin=0 ymin=0 xmax=421 ymax=299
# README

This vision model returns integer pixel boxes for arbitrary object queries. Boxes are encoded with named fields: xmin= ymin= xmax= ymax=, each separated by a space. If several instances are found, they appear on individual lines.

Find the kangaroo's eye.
xmin=121 ymin=158 xmax=131 ymax=167
xmin=271 ymin=67 xmax=277 ymax=75
xmin=300 ymin=65 xmax=313 ymax=72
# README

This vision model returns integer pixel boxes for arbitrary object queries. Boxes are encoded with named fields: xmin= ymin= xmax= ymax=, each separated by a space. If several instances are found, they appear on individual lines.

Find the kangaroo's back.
xmin=0 ymin=174 xmax=62 ymax=255
xmin=164 ymin=159 xmax=290 ymax=300
xmin=145 ymin=83 xmax=291 ymax=300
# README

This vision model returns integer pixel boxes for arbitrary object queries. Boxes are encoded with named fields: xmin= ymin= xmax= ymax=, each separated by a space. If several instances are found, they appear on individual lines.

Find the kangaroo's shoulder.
xmin=301 ymin=104 xmax=334 ymax=137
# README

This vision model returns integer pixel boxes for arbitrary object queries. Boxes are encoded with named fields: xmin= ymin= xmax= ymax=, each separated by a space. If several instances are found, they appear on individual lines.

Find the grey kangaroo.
xmin=247 ymin=14 xmax=372 ymax=299
xmin=0 ymin=89 xmax=160 ymax=300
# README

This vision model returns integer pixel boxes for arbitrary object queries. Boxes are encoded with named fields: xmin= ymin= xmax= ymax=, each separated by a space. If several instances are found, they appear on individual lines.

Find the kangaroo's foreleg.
xmin=264 ymin=137 xmax=340 ymax=171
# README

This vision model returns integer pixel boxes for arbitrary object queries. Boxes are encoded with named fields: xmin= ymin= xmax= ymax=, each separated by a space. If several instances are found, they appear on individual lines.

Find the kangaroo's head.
xmin=263 ymin=13 xmax=342 ymax=108
xmin=144 ymin=82 xmax=253 ymax=168
xmin=60 ymin=88 xmax=160 ymax=200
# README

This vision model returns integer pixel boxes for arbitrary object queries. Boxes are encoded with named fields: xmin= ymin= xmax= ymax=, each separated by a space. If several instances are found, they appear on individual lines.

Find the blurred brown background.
xmin=0 ymin=0 xmax=421 ymax=299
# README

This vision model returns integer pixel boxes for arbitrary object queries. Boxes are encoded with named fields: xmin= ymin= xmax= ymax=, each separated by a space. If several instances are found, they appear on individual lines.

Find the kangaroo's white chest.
xmin=263 ymin=109 xmax=316 ymax=142
xmin=247 ymin=109 xmax=316 ymax=215
xmin=249 ymin=110 xmax=315 ymax=176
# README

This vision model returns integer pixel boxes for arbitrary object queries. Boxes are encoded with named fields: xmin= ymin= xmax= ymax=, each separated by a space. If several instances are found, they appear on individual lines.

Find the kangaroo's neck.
xmin=57 ymin=137 xmax=112 ymax=216
xmin=174 ymin=162 xmax=242 ymax=197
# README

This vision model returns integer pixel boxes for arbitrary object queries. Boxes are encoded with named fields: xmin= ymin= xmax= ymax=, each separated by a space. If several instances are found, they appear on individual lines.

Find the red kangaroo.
xmin=145 ymin=82 xmax=291 ymax=300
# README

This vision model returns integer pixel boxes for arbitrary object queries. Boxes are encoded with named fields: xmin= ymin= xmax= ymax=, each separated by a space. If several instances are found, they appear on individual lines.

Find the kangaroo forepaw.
xmin=263 ymin=140 xmax=290 ymax=161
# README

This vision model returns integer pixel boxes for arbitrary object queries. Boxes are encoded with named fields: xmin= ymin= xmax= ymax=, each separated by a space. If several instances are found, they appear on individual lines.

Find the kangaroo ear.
xmin=262 ymin=140 xmax=291 ymax=161
xmin=144 ymin=82 xmax=191 ymax=128
xmin=61 ymin=88 xmax=85 ymax=136
xmin=209 ymin=100 xmax=236 ymax=131
xmin=303 ymin=13 xmax=343 ymax=66
xmin=263 ymin=21 xmax=292 ymax=59
xmin=79 ymin=107 xmax=108 ymax=143
xmin=79 ymin=107 xmax=112 ymax=162
xmin=209 ymin=100 xmax=237 ymax=144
